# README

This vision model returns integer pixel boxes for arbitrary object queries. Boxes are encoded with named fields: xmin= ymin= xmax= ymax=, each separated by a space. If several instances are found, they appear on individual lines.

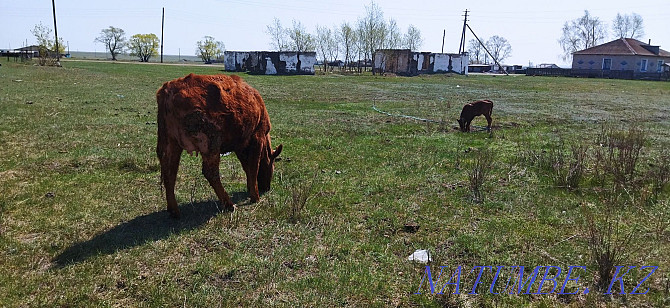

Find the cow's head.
xmin=457 ymin=118 xmax=466 ymax=132
xmin=258 ymin=136 xmax=283 ymax=193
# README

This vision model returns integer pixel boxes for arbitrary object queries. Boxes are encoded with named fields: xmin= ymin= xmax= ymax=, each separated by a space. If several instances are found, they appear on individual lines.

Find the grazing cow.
xmin=457 ymin=100 xmax=493 ymax=132
xmin=156 ymin=73 xmax=282 ymax=218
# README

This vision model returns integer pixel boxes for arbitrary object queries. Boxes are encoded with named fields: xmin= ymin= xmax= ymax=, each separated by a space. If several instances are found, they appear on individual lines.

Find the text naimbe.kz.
xmin=414 ymin=265 xmax=657 ymax=295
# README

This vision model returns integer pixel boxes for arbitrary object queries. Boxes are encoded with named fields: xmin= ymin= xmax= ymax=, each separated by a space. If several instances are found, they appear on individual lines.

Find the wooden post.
xmin=52 ymin=0 xmax=60 ymax=61
xmin=161 ymin=7 xmax=164 ymax=63
xmin=441 ymin=29 xmax=446 ymax=53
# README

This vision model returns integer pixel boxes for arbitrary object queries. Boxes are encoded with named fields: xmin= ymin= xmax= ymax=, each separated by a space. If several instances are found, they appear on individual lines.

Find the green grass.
xmin=1 ymin=58 xmax=669 ymax=307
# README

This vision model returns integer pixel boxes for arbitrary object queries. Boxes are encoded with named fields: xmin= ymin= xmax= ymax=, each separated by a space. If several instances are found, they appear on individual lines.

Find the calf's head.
xmin=258 ymin=136 xmax=283 ymax=193
xmin=457 ymin=118 xmax=466 ymax=132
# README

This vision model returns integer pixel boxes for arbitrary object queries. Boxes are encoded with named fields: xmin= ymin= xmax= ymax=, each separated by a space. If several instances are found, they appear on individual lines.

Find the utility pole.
xmin=441 ymin=29 xmax=446 ymax=53
xmin=458 ymin=9 xmax=469 ymax=54
xmin=52 ymin=0 xmax=60 ymax=61
xmin=161 ymin=7 xmax=165 ymax=63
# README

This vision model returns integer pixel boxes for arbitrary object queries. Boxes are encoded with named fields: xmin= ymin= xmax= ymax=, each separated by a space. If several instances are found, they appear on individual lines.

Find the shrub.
xmin=468 ymin=147 xmax=495 ymax=203
xmin=550 ymin=142 xmax=588 ymax=190
xmin=593 ymin=124 xmax=645 ymax=188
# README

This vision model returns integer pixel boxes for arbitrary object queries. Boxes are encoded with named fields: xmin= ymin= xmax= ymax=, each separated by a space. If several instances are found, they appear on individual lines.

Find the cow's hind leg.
xmin=160 ymin=141 xmax=182 ymax=218
xmin=202 ymin=154 xmax=235 ymax=211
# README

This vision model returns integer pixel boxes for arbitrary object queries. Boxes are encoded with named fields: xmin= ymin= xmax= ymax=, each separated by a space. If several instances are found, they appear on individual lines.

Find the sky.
xmin=2 ymin=0 xmax=669 ymax=67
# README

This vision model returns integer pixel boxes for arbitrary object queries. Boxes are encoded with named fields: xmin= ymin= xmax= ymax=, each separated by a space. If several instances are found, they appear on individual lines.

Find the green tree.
xmin=196 ymin=36 xmax=225 ymax=63
xmin=338 ymin=22 xmax=357 ymax=70
xmin=287 ymin=20 xmax=316 ymax=52
xmin=403 ymin=24 xmax=423 ymax=51
xmin=266 ymin=17 xmax=288 ymax=51
xmin=128 ymin=33 xmax=159 ymax=62
xmin=95 ymin=26 xmax=126 ymax=61
xmin=31 ymin=22 xmax=65 ymax=58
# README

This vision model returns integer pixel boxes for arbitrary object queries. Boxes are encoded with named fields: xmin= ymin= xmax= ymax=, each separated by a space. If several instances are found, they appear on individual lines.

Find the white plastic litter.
xmin=408 ymin=249 xmax=432 ymax=263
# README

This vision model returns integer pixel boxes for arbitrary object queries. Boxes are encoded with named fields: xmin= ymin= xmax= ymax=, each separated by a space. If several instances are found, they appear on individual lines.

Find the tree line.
xmin=30 ymin=23 xmax=224 ymax=64
xmin=265 ymin=1 xmax=424 ymax=72
xmin=559 ymin=11 xmax=645 ymax=61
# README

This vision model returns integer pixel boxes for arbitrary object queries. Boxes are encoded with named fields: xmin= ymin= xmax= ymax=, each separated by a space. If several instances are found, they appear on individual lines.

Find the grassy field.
xmin=1 ymin=59 xmax=669 ymax=307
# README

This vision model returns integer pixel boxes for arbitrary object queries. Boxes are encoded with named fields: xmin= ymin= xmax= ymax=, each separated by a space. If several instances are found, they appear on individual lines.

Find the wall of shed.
xmin=224 ymin=51 xmax=316 ymax=75
xmin=374 ymin=50 xmax=468 ymax=75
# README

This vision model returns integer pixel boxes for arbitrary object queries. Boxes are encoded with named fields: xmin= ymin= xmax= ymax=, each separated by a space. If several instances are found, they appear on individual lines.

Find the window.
xmin=602 ymin=58 xmax=612 ymax=70
xmin=641 ymin=59 xmax=648 ymax=72
xmin=658 ymin=60 xmax=664 ymax=73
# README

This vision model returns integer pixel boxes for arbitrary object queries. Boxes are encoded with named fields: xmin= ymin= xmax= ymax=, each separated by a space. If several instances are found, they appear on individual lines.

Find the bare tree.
xmin=486 ymin=35 xmax=512 ymax=64
xmin=338 ymin=22 xmax=357 ymax=71
xmin=287 ymin=20 xmax=315 ymax=52
xmin=327 ymin=25 xmax=340 ymax=68
xmin=467 ymin=39 xmax=484 ymax=64
xmin=316 ymin=25 xmax=332 ymax=71
xmin=403 ymin=24 xmax=423 ymax=51
xmin=95 ymin=26 xmax=126 ymax=60
xmin=383 ymin=18 xmax=401 ymax=49
xmin=612 ymin=13 xmax=644 ymax=40
xmin=559 ymin=10 xmax=607 ymax=61
xmin=266 ymin=18 xmax=288 ymax=51
xmin=357 ymin=1 xmax=387 ymax=73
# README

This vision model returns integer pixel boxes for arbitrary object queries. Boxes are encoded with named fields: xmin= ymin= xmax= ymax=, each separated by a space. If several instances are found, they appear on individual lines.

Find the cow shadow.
xmin=52 ymin=192 xmax=248 ymax=268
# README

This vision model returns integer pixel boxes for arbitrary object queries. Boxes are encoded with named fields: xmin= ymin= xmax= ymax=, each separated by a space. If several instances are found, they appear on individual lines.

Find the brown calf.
xmin=457 ymin=100 xmax=493 ymax=132
xmin=156 ymin=73 xmax=282 ymax=218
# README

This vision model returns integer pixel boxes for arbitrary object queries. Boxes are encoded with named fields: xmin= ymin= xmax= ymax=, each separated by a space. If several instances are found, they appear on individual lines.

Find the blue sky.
xmin=2 ymin=0 xmax=669 ymax=66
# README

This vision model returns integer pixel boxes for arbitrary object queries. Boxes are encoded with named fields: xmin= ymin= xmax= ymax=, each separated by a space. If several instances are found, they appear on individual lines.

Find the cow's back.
xmin=157 ymin=74 xmax=270 ymax=156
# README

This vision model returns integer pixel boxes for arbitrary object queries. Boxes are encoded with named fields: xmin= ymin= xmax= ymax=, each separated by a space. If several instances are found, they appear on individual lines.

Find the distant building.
xmin=0 ymin=45 xmax=40 ymax=58
xmin=373 ymin=49 xmax=468 ymax=76
xmin=468 ymin=64 xmax=491 ymax=73
xmin=537 ymin=63 xmax=560 ymax=69
xmin=224 ymin=51 xmax=316 ymax=75
xmin=572 ymin=38 xmax=670 ymax=79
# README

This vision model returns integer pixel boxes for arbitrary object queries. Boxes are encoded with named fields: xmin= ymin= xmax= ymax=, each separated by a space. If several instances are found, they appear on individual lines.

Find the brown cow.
xmin=156 ymin=73 xmax=282 ymax=218
xmin=457 ymin=100 xmax=493 ymax=132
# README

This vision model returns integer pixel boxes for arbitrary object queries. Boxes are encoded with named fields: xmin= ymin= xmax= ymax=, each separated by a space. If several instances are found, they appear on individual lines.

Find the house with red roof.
xmin=571 ymin=38 xmax=670 ymax=79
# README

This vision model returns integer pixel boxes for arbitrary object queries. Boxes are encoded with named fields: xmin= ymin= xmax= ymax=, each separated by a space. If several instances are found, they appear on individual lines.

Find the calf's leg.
xmin=201 ymin=154 xmax=235 ymax=211
xmin=484 ymin=113 xmax=492 ymax=131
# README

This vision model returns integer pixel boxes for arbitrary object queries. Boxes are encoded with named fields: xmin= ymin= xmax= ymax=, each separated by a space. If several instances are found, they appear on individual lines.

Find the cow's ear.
xmin=272 ymin=144 xmax=283 ymax=159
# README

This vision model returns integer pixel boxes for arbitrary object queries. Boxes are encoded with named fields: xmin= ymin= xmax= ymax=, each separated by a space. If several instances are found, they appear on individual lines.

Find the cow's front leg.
xmin=237 ymin=148 xmax=262 ymax=203
xmin=201 ymin=154 xmax=235 ymax=211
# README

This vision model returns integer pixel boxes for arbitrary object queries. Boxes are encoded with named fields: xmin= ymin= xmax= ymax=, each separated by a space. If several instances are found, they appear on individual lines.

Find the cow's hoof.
xmin=222 ymin=203 xmax=236 ymax=212
xmin=168 ymin=210 xmax=181 ymax=219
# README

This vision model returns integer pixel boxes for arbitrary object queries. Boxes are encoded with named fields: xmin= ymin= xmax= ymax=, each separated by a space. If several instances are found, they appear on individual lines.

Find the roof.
xmin=573 ymin=38 xmax=670 ymax=57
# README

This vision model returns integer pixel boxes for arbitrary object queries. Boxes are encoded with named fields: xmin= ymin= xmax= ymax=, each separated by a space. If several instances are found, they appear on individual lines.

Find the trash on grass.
xmin=408 ymin=249 xmax=432 ymax=263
